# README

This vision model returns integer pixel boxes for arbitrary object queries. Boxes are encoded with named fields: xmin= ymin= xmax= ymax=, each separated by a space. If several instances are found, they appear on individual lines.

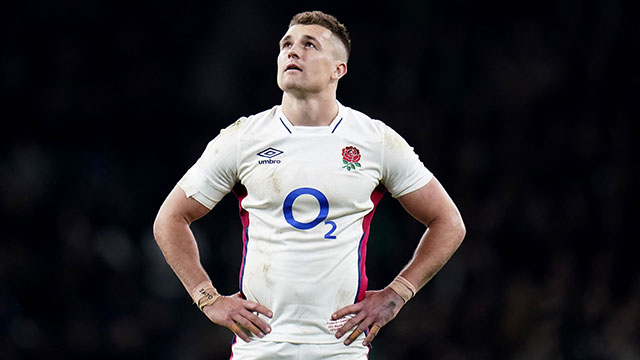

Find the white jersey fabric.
xmin=178 ymin=102 xmax=433 ymax=344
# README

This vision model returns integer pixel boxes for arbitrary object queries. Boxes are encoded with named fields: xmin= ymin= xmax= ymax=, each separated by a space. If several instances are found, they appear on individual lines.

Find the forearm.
xmin=153 ymin=213 xmax=211 ymax=298
xmin=153 ymin=203 xmax=273 ymax=341
xmin=398 ymin=216 xmax=465 ymax=292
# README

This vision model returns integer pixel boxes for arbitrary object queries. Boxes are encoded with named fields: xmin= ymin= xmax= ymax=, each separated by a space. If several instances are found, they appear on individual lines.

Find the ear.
xmin=331 ymin=62 xmax=348 ymax=81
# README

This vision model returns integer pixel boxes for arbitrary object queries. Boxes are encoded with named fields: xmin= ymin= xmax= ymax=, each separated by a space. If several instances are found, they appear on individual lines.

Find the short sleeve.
xmin=381 ymin=124 xmax=433 ymax=198
xmin=177 ymin=119 xmax=243 ymax=209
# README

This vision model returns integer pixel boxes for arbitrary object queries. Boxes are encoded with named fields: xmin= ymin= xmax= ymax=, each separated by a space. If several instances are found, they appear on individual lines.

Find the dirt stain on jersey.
xmin=219 ymin=117 xmax=246 ymax=138
xmin=270 ymin=176 xmax=281 ymax=194
xmin=384 ymin=129 xmax=403 ymax=152
xmin=229 ymin=117 xmax=246 ymax=128
xmin=262 ymin=263 xmax=274 ymax=290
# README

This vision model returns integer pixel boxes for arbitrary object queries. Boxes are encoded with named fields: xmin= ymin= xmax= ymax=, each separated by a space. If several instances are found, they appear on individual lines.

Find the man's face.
xmin=277 ymin=24 xmax=346 ymax=95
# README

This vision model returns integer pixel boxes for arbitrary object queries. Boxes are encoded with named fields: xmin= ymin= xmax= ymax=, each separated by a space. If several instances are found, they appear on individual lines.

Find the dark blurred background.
xmin=1 ymin=0 xmax=637 ymax=359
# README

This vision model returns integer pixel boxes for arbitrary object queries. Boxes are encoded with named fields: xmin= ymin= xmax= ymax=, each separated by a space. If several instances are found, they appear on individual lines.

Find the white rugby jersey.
xmin=178 ymin=102 xmax=433 ymax=344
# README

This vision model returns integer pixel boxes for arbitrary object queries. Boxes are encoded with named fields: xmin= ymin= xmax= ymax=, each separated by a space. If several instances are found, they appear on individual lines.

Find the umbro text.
xmin=258 ymin=159 xmax=281 ymax=165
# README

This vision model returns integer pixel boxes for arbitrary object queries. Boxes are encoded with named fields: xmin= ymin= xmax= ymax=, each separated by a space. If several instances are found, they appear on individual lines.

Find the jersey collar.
xmin=277 ymin=101 xmax=345 ymax=135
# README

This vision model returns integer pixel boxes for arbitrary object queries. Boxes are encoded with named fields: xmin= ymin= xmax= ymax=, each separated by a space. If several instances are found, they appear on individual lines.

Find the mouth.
xmin=285 ymin=64 xmax=302 ymax=72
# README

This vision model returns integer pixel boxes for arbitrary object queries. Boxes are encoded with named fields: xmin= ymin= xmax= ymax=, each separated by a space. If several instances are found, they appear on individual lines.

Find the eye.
xmin=305 ymin=42 xmax=316 ymax=49
xmin=281 ymin=42 xmax=292 ymax=49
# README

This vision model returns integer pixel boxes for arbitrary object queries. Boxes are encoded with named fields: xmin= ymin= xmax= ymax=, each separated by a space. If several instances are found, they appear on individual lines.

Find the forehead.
xmin=280 ymin=24 xmax=334 ymax=43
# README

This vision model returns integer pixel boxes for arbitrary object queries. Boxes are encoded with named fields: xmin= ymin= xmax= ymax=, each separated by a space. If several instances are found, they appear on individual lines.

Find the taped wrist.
xmin=387 ymin=275 xmax=417 ymax=303
xmin=191 ymin=281 xmax=221 ymax=312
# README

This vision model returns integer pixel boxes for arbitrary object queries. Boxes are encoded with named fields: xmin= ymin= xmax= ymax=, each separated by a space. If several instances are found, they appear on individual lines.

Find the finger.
xmin=345 ymin=328 xmax=362 ymax=346
xmin=241 ymin=309 xmax=272 ymax=334
xmin=335 ymin=313 xmax=365 ymax=338
xmin=332 ymin=303 xmax=362 ymax=320
xmin=229 ymin=323 xmax=251 ymax=343
xmin=362 ymin=324 xmax=381 ymax=346
xmin=244 ymin=301 xmax=274 ymax=319
xmin=345 ymin=318 xmax=375 ymax=346
xmin=233 ymin=314 xmax=264 ymax=338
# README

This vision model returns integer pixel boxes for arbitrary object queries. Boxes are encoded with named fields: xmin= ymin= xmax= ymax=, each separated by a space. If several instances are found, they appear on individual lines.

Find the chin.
xmin=280 ymin=81 xmax=306 ymax=94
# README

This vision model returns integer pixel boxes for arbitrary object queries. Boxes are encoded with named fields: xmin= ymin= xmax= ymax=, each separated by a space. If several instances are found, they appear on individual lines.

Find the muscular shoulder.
xmin=241 ymin=106 xmax=279 ymax=130
xmin=197 ymin=106 xmax=278 ymax=167
xmin=339 ymin=104 xmax=387 ymax=139
xmin=218 ymin=106 xmax=279 ymax=139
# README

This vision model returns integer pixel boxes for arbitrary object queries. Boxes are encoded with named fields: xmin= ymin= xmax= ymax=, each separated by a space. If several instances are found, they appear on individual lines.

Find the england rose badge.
xmin=341 ymin=146 xmax=361 ymax=171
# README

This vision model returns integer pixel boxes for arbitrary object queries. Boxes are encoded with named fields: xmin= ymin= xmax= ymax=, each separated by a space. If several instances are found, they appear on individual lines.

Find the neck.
xmin=281 ymin=92 xmax=339 ymax=126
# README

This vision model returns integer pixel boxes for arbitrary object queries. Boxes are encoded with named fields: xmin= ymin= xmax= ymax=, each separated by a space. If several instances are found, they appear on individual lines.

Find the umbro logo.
xmin=257 ymin=147 xmax=283 ymax=158
xmin=257 ymin=147 xmax=283 ymax=164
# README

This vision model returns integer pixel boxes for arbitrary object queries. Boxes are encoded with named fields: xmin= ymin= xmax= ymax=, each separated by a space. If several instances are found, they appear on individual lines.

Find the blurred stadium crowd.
xmin=1 ymin=0 xmax=636 ymax=359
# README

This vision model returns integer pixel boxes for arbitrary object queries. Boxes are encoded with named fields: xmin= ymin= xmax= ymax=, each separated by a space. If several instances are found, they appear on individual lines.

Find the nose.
xmin=286 ymin=42 xmax=302 ymax=59
xmin=287 ymin=48 xmax=300 ymax=59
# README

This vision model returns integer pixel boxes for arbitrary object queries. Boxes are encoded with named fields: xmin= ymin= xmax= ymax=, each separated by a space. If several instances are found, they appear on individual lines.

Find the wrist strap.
xmin=192 ymin=281 xmax=221 ymax=312
xmin=387 ymin=275 xmax=417 ymax=303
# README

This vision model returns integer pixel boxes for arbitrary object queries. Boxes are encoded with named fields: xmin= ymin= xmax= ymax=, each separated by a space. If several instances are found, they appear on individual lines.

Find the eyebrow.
xmin=279 ymin=34 xmax=321 ymax=47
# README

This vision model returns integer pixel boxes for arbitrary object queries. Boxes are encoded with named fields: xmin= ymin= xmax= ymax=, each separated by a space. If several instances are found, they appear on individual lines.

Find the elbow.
xmin=152 ymin=213 xmax=163 ymax=244
xmin=455 ymin=213 xmax=466 ymax=246
xmin=153 ymin=206 xmax=192 ymax=245
xmin=456 ymin=217 xmax=466 ymax=244
xmin=153 ymin=210 xmax=170 ymax=245
xmin=448 ymin=212 xmax=466 ymax=248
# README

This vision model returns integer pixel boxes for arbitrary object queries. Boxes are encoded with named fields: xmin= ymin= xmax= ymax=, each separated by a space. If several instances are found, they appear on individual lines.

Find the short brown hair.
xmin=289 ymin=11 xmax=351 ymax=60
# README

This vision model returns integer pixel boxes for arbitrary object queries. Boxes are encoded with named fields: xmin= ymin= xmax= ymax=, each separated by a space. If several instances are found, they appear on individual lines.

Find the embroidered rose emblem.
xmin=342 ymin=146 xmax=361 ymax=171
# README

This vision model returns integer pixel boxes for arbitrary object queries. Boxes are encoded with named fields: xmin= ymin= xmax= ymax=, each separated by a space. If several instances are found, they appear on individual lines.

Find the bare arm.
xmin=333 ymin=177 xmax=466 ymax=345
xmin=395 ymin=177 xmax=466 ymax=291
xmin=153 ymin=186 xmax=272 ymax=341
xmin=153 ymin=186 xmax=212 ymax=293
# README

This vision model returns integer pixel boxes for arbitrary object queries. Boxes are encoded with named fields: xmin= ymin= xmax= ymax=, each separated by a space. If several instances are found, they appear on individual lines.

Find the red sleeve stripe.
xmin=232 ymin=184 xmax=250 ymax=293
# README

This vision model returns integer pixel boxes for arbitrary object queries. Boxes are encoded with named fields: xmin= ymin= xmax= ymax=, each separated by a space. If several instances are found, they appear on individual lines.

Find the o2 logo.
xmin=283 ymin=187 xmax=337 ymax=239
